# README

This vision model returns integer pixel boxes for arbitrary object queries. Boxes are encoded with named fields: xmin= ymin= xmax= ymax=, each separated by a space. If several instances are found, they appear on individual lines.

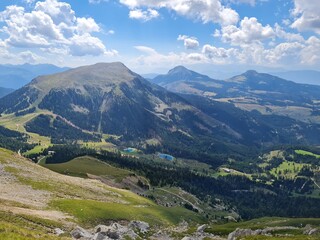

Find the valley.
xmin=0 ymin=62 xmax=320 ymax=239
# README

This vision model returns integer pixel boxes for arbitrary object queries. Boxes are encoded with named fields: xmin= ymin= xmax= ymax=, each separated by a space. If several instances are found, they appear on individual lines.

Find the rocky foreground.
xmin=60 ymin=221 xmax=320 ymax=240
xmin=65 ymin=221 xmax=221 ymax=240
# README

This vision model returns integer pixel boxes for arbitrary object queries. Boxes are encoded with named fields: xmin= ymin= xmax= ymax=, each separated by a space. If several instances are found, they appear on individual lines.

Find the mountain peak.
xmin=30 ymin=62 xmax=139 ymax=92
xmin=78 ymin=62 xmax=132 ymax=74
xmin=168 ymin=65 xmax=190 ymax=75
xmin=153 ymin=66 xmax=214 ymax=86
xmin=244 ymin=70 xmax=259 ymax=75
xmin=91 ymin=62 xmax=128 ymax=69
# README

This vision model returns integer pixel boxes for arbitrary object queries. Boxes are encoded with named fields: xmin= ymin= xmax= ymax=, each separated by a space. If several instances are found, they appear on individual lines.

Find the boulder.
xmin=196 ymin=224 xmax=207 ymax=233
xmin=307 ymin=228 xmax=320 ymax=235
xmin=92 ymin=232 xmax=110 ymax=240
xmin=54 ymin=228 xmax=65 ymax=236
xmin=106 ymin=230 xmax=120 ymax=239
xmin=71 ymin=226 xmax=93 ymax=239
xmin=93 ymin=223 xmax=138 ymax=240
xmin=129 ymin=220 xmax=150 ymax=234
xmin=228 ymin=228 xmax=260 ymax=240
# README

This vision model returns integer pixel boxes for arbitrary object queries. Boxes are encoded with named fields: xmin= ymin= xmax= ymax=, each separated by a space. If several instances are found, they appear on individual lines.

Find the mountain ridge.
xmin=0 ymin=62 xmax=245 ymax=153
xmin=1 ymin=62 xmax=320 ymax=159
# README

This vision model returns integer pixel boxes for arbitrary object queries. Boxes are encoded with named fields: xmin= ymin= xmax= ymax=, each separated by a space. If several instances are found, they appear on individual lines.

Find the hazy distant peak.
xmin=244 ymin=70 xmax=259 ymax=75
xmin=91 ymin=62 xmax=128 ymax=69
xmin=153 ymin=65 xmax=215 ymax=85
xmin=168 ymin=65 xmax=190 ymax=74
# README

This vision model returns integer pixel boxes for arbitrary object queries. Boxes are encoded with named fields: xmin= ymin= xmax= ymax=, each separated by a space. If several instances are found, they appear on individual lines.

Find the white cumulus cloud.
xmin=0 ymin=0 xmax=116 ymax=58
xmin=119 ymin=0 xmax=239 ymax=26
xmin=291 ymin=0 xmax=320 ymax=34
xmin=177 ymin=35 xmax=199 ymax=50
xmin=218 ymin=17 xmax=275 ymax=46
xmin=129 ymin=8 xmax=159 ymax=21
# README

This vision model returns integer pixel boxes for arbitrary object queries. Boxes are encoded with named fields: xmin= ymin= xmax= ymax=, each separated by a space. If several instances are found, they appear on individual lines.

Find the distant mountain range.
xmin=152 ymin=65 xmax=320 ymax=145
xmin=0 ymin=63 xmax=249 ymax=154
xmin=152 ymin=66 xmax=320 ymax=108
xmin=1 ymin=62 xmax=320 ymax=158
xmin=0 ymin=63 xmax=69 ymax=89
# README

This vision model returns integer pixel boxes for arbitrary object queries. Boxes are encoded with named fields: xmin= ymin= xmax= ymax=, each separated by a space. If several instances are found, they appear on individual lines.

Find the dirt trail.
xmin=0 ymin=205 xmax=73 ymax=223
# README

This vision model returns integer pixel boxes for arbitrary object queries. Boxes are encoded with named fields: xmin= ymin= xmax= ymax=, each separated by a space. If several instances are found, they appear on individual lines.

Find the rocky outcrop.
xmin=227 ymin=226 xmax=299 ymax=240
xmin=71 ymin=221 xmax=149 ymax=240
xmin=70 ymin=222 xmax=226 ymax=240
xmin=304 ymin=224 xmax=320 ymax=235
xmin=71 ymin=226 xmax=92 ymax=239
xmin=128 ymin=220 xmax=150 ymax=234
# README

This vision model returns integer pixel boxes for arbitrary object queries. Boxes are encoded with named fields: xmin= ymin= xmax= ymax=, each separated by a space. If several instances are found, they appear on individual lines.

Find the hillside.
xmin=2 ymin=145 xmax=320 ymax=239
xmin=0 ymin=62 xmax=248 ymax=155
xmin=151 ymin=67 xmax=320 ymax=145
xmin=0 ymin=148 xmax=209 ymax=239
xmin=152 ymin=65 xmax=225 ymax=96
xmin=0 ymin=62 xmax=320 ymax=163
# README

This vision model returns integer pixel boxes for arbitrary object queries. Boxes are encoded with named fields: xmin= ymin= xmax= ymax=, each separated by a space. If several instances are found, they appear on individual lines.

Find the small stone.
xmin=54 ymin=228 xmax=64 ymax=236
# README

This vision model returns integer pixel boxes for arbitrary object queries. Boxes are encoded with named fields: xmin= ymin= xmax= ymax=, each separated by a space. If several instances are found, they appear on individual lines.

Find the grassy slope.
xmin=270 ymin=161 xmax=307 ymax=179
xmin=42 ymin=156 xmax=131 ymax=180
xmin=52 ymin=199 xmax=203 ymax=226
xmin=0 ymin=111 xmax=52 ymax=154
xmin=0 ymin=211 xmax=69 ymax=240
xmin=0 ymin=112 xmax=115 ymax=155
xmin=295 ymin=150 xmax=320 ymax=159
xmin=0 ymin=148 xmax=204 ymax=235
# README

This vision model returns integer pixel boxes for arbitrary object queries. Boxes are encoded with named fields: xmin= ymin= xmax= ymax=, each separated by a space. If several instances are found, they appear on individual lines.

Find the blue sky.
xmin=0 ymin=0 xmax=319 ymax=77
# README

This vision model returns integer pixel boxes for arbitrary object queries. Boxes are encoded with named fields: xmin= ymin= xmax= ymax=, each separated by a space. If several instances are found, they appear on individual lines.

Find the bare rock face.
xmin=71 ymin=221 xmax=149 ymax=240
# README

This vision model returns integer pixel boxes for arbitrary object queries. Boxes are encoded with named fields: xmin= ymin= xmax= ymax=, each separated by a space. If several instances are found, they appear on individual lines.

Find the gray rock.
xmin=181 ymin=237 xmax=192 ymax=240
xmin=54 ymin=228 xmax=65 ymax=236
xmin=228 ymin=228 xmax=259 ymax=240
xmin=129 ymin=220 xmax=150 ymax=233
xmin=95 ymin=225 xmax=111 ymax=233
xmin=150 ymin=231 xmax=173 ymax=240
xmin=196 ymin=224 xmax=207 ymax=233
xmin=92 ymin=223 xmax=138 ymax=240
xmin=106 ymin=230 xmax=120 ymax=239
xmin=125 ymin=229 xmax=138 ymax=239
xmin=307 ymin=228 xmax=320 ymax=235
xmin=71 ymin=226 xmax=93 ymax=239
xmin=93 ymin=232 xmax=110 ymax=240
